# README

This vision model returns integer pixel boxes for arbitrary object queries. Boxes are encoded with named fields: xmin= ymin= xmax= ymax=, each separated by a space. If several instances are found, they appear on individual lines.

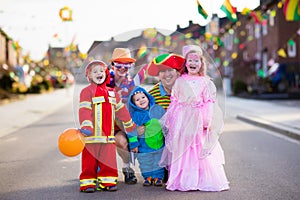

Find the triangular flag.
xmin=133 ymin=64 xmax=148 ymax=86
xmin=220 ymin=0 xmax=237 ymax=22
xmin=53 ymin=33 xmax=62 ymax=42
xmin=250 ymin=11 xmax=263 ymax=24
xmin=277 ymin=48 xmax=287 ymax=58
xmin=137 ymin=44 xmax=147 ymax=58
xmin=257 ymin=69 xmax=266 ymax=78
xmin=197 ymin=0 xmax=208 ymax=19
xmin=241 ymin=8 xmax=251 ymax=15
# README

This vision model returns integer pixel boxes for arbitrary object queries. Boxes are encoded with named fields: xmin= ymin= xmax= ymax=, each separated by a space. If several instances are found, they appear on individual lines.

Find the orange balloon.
xmin=58 ymin=128 xmax=85 ymax=157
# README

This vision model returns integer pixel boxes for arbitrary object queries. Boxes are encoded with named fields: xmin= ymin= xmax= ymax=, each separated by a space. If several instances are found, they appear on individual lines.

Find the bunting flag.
xmin=197 ymin=0 xmax=208 ymax=19
xmin=133 ymin=64 xmax=148 ymax=86
xmin=250 ymin=11 xmax=263 ymax=24
xmin=220 ymin=0 xmax=237 ymax=22
xmin=277 ymin=48 xmax=287 ymax=58
xmin=12 ymin=41 xmax=21 ymax=50
xmin=283 ymin=0 xmax=300 ymax=21
xmin=241 ymin=7 xmax=251 ymax=15
xmin=52 ymin=33 xmax=62 ymax=42
xmin=137 ymin=45 xmax=147 ymax=58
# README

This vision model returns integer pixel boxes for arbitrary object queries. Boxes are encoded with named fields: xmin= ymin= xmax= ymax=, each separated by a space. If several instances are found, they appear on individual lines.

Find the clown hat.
xmin=110 ymin=48 xmax=136 ymax=63
xmin=147 ymin=53 xmax=185 ymax=76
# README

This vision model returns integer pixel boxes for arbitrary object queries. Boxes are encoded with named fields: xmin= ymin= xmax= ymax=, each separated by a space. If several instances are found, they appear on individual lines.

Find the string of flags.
xmin=196 ymin=0 xmax=300 ymax=22
xmin=196 ymin=0 xmax=237 ymax=22
xmin=195 ymin=0 xmax=300 ymax=61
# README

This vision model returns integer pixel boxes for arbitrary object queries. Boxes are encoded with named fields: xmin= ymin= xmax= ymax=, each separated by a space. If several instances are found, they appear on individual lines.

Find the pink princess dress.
xmin=159 ymin=74 xmax=229 ymax=191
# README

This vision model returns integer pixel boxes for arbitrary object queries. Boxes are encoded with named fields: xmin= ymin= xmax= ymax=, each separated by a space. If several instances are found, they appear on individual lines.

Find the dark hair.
xmin=131 ymin=91 xmax=148 ymax=105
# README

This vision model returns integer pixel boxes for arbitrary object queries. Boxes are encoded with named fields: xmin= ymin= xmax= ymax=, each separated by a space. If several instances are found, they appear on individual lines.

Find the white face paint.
xmin=89 ymin=65 xmax=106 ymax=84
xmin=186 ymin=53 xmax=202 ymax=76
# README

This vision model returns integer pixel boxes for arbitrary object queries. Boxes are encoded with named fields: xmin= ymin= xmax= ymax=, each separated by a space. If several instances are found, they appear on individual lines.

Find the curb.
xmin=236 ymin=114 xmax=300 ymax=141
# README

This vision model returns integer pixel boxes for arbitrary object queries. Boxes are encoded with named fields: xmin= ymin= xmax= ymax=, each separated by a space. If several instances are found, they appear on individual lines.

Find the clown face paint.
xmin=88 ymin=65 xmax=106 ymax=84
xmin=114 ymin=62 xmax=131 ymax=77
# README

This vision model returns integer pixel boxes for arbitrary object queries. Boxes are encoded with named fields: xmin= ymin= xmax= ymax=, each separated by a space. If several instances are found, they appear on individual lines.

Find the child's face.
xmin=132 ymin=92 xmax=149 ymax=110
xmin=186 ymin=52 xmax=202 ymax=76
xmin=88 ymin=65 xmax=106 ymax=84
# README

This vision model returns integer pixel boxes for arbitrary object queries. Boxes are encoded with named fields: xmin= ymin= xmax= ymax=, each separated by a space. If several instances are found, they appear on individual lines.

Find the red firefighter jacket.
xmin=79 ymin=83 xmax=136 ymax=144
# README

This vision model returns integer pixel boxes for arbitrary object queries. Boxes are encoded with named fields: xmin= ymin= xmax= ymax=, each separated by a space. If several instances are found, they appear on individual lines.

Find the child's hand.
xmin=137 ymin=125 xmax=145 ymax=136
xmin=131 ymin=147 xmax=138 ymax=153
xmin=78 ymin=129 xmax=92 ymax=136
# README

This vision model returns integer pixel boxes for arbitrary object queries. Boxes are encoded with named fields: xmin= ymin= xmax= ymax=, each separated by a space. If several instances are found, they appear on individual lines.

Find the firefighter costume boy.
xmin=78 ymin=60 xmax=136 ymax=193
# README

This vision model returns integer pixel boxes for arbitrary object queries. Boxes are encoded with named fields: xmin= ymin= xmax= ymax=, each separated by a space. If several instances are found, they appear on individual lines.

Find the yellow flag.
xmin=241 ymin=8 xmax=251 ymax=15
xmin=277 ymin=48 xmax=287 ymax=58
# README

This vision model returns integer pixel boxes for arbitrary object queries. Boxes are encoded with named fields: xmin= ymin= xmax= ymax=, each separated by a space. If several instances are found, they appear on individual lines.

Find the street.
xmin=1 ymin=0 xmax=300 ymax=198
xmin=0 ymin=94 xmax=299 ymax=200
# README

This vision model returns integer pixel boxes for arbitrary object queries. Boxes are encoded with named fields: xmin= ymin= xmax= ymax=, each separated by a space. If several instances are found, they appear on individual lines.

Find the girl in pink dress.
xmin=159 ymin=45 xmax=230 ymax=192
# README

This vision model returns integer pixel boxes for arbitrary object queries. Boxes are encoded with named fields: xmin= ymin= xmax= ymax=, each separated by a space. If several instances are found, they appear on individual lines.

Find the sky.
xmin=0 ymin=0 xmax=260 ymax=61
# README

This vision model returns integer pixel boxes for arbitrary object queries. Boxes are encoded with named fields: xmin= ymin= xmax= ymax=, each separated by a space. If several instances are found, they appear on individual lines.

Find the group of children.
xmin=77 ymin=45 xmax=230 ymax=193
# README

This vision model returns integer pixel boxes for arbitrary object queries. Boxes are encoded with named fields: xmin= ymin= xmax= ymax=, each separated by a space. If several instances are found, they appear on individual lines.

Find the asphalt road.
xmin=0 ymin=100 xmax=299 ymax=200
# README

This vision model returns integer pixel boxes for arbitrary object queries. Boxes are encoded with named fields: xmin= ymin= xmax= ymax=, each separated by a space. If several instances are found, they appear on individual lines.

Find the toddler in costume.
xmin=78 ymin=60 xmax=136 ymax=192
xmin=127 ymin=86 xmax=166 ymax=186
xmin=159 ymin=45 xmax=230 ymax=191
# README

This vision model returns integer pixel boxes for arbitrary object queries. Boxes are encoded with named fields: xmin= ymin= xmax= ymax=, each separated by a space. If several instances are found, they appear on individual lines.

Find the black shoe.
xmin=122 ymin=167 xmax=137 ymax=184
xmin=81 ymin=187 xmax=96 ymax=193
xmin=163 ymin=168 xmax=168 ymax=183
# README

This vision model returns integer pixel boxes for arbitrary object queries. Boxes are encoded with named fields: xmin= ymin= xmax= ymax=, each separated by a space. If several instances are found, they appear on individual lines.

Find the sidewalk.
xmin=0 ymin=86 xmax=300 ymax=141
xmin=225 ymin=96 xmax=300 ymax=140
xmin=0 ymin=86 xmax=74 ymax=138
